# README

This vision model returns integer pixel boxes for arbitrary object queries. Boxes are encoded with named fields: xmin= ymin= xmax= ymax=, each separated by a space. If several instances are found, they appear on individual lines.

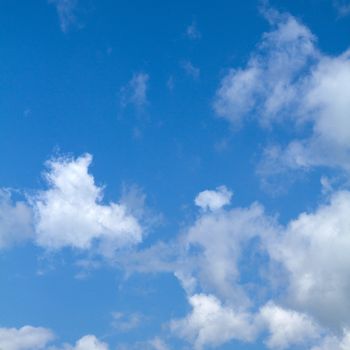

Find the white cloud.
xmin=170 ymin=293 xmax=257 ymax=350
xmin=214 ymin=11 xmax=317 ymax=126
xmin=113 ymin=186 xmax=350 ymax=348
xmin=0 ymin=189 xmax=33 ymax=248
xmin=0 ymin=326 xmax=54 ymax=350
xmin=194 ymin=186 xmax=232 ymax=211
xmin=259 ymin=302 xmax=320 ymax=349
xmin=266 ymin=190 xmax=350 ymax=329
xmin=121 ymin=73 xmax=149 ymax=109
xmin=214 ymin=10 xmax=350 ymax=174
xmin=311 ymin=329 xmax=350 ymax=350
xmin=186 ymin=196 xmax=275 ymax=304
xmin=31 ymin=154 xmax=142 ymax=256
xmin=49 ymin=0 xmax=78 ymax=33
xmin=0 ymin=326 xmax=109 ymax=350
xmin=58 ymin=335 xmax=109 ymax=350
xmin=186 ymin=21 xmax=201 ymax=40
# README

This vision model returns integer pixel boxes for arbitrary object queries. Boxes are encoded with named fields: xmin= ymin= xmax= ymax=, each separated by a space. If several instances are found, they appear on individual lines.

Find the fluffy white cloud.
xmin=120 ymin=73 xmax=149 ymax=108
xmin=0 ymin=189 xmax=33 ymax=248
xmin=59 ymin=335 xmax=109 ymax=350
xmin=214 ymin=10 xmax=350 ymax=173
xmin=31 ymin=154 xmax=142 ymax=255
xmin=214 ymin=11 xmax=317 ymax=126
xmin=170 ymin=187 xmax=350 ymax=348
xmin=186 ymin=196 xmax=275 ymax=304
xmin=0 ymin=326 xmax=54 ymax=350
xmin=170 ymin=293 xmax=257 ymax=350
xmin=0 ymin=326 xmax=110 ymax=350
xmin=114 ymin=186 xmax=350 ymax=348
xmin=267 ymin=190 xmax=350 ymax=329
xmin=194 ymin=186 xmax=232 ymax=211
xmin=259 ymin=302 xmax=320 ymax=349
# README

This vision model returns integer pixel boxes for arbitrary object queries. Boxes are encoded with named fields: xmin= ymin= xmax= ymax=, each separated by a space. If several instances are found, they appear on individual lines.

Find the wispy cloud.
xmin=333 ymin=0 xmax=350 ymax=16
xmin=214 ymin=9 xmax=350 ymax=183
xmin=49 ymin=0 xmax=79 ymax=33
xmin=111 ymin=312 xmax=144 ymax=332
xmin=120 ymin=73 xmax=150 ymax=109
xmin=181 ymin=61 xmax=200 ymax=80
xmin=186 ymin=21 xmax=201 ymax=40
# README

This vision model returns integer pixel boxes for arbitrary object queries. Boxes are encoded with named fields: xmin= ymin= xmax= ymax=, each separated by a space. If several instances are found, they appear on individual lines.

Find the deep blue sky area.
xmin=1 ymin=1 xmax=350 ymax=349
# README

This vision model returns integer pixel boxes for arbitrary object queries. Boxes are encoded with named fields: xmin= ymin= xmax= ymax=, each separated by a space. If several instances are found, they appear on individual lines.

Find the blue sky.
xmin=1 ymin=1 xmax=350 ymax=349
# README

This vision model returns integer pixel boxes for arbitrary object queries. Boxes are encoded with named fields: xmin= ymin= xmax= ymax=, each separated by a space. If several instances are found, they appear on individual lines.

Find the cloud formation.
xmin=0 ymin=153 xmax=144 ymax=259
xmin=30 ymin=154 xmax=142 ymax=256
xmin=49 ymin=0 xmax=79 ymax=33
xmin=170 ymin=293 xmax=256 ymax=349
xmin=118 ymin=184 xmax=350 ymax=349
xmin=59 ymin=335 xmax=109 ymax=350
xmin=0 ymin=326 xmax=54 ymax=350
xmin=0 ymin=190 xmax=33 ymax=248
xmin=120 ymin=73 xmax=150 ymax=109
xmin=194 ymin=186 xmax=233 ymax=211
xmin=214 ymin=10 xmax=350 ymax=174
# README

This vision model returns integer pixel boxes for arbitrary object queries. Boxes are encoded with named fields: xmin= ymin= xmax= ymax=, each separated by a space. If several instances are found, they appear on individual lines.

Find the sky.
xmin=1 ymin=0 xmax=350 ymax=349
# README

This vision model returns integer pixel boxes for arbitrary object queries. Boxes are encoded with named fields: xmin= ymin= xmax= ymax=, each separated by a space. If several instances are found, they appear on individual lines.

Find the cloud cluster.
xmin=170 ymin=293 xmax=256 ymax=349
xmin=214 ymin=10 xmax=350 ymax=174
xmin=0 ymin=326 xmax=54 ymax=350
xmin=0 ymin=154 xmax=144 ymax=258
xmin=0 ymin=326 xmax=108 ymax=350
xmin=32 ymin=154 xmax=142 ymax=254
xmin=134 ymin=185 xmax=350 ymax=349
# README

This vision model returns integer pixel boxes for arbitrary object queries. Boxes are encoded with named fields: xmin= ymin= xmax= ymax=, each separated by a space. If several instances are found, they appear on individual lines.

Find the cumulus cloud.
xmin=120 ymin=73 xmax=149 ymax=109
xmin=57 ymin=335 xmax=109 ymax=350
xmin=194 ymin=186 xmax=233 ymax=211
xmin=31 ymin=154 xmax=142 ymax=256
xmin=214 ymin=10 xmax=350 ymax=174
xmin=125 ymin=185 xmax=350 ymax=349
xmin=0 ymin=189 xmax=33 ymax=248
xmin=0 ymin=326 xmax=109 ymax=350
xmin=267 ymin=190 xmax=350 ymax=329
xmin=49 ymin=0 xmax=79 ymax=33
xmin=186 ymin=197 xmax=275 ymax=305
xmin=259 ymin=302 xmax=320 ymax=349
xmin=170 ymin=293 xmax=257 ymax=350
xmin=0 ymin=326 xmax=54 ymax=350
